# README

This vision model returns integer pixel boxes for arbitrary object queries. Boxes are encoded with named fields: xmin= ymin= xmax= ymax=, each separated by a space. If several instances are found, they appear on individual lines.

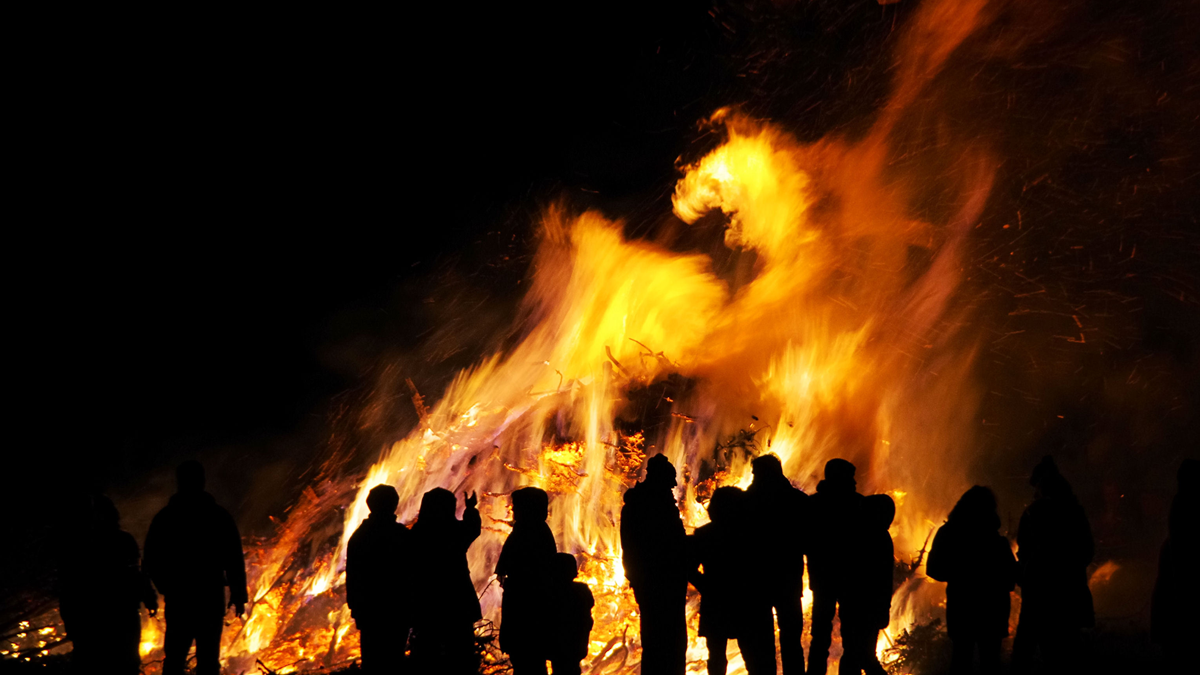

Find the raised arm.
xmin=461 ymin=491 xmax=482 ymax=550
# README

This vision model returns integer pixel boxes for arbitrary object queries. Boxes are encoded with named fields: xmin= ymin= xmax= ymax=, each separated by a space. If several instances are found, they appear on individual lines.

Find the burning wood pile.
xmin=5 ymin=0 xmax=1197 ymax=673
xmin=142 ymin=0 xmax=993 ymax=667
xmin=8 ymin=0 xmax=1000 ymax=670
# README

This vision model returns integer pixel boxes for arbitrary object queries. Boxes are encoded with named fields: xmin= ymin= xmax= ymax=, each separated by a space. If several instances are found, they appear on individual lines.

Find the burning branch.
xmin=406 ymin=378 xmax=430 ymax=428
xmin=712 ymin=426 xmax=766 ymax=464
xmin=605 ymin=346 xmax=629 ymax=378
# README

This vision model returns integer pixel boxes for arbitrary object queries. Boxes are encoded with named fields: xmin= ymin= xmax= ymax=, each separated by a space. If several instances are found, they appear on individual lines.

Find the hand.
xmin=464 ymin=491 xmax=478 ymax=509
xmin=230 ymin=601 xmax=246 ymax=617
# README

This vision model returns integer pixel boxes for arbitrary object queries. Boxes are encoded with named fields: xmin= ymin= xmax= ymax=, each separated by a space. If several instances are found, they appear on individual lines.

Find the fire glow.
xmin=121 ymin=0 xmax=1006 ymax=671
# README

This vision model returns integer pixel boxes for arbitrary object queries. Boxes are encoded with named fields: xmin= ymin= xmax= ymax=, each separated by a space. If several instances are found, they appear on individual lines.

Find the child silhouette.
xmin=547 ymin=552 xmax=594 ymax=675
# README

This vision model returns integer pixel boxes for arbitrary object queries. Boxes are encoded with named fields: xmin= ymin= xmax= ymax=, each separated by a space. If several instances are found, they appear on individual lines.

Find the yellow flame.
xmin=107 ymin=0 xmax=1009 ymax=672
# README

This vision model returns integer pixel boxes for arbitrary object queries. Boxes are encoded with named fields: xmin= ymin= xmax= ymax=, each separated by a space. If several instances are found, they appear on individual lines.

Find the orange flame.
xmin=113 ymin=0 xmax=1007 ymax=672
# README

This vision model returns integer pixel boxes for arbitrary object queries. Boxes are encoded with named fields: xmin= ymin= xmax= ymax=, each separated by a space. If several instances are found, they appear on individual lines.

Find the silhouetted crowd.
xmin=620 ymin=454 xmax=896 ymax=675
xmin=55 ymin=454 xmax=1199 ymax=674
xmin=58 ymin=460 xmax=245 ymax=675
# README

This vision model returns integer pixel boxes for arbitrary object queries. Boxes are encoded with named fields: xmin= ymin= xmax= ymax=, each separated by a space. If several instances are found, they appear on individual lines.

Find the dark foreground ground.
xmin=0 ymin=617 xmax=1172 ymax=675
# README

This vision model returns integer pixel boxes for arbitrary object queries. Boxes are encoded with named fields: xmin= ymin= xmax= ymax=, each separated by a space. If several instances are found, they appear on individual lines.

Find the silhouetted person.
xmin=620 ymin=453 xmax=687 ymax=675
xmin=927 ymin=486 xmax=1017 ymax=675
xmin=495 ymin=487 xmax=556 ymax=674
xmin=546 ymin=552 xmax=594 ymax=675
xmin=54 ymin=490 xmax=95 ymax=654
xmin=347 ymin=484 xmax=413 ymax=674
xmin=839 ymin=494 xmax=894 ymax=675
xmin=409 ymin=487 xmax=482 ymax=675
xmin=744 ymin=453 xmax=807 ymax=675
xmin=689 ymin=486 xmax=773 ymax=675
xmin=59 ymin=496 xmax=157 ymax=675
xmin=1151 ymin=458 xmax=1199 ymax=671
xmin=807 ymin=458 xmax=864 ymax=675
xmin=1011 ymin=456 xmax=1094 ymax=673
xmin=144 ymin=460 xmax=247 ymax=675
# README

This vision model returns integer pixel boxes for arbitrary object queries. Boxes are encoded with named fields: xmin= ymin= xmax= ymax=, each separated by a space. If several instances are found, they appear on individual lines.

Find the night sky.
xmin=7 ymin=0 xmax=739 ymax=599
xmin=8 ymin=0 xmax=1200 ymax=621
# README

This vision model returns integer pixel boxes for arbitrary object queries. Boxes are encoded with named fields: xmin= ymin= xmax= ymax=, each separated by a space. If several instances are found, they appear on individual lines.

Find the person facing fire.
xmin=143 ymin=460 xmax=247 ymax=675
xmin=744 ymin=453 xmax=807 ymax=675
xmin=409 ymin=487 xmax=482 ymax=675
xmin=495 ymin=486 xmax=556 ymax=674
xmin=347 ymin=484 xmax=412 ymax=674
xmin=1011 ymin=456 xmax=1094 ymax=673
xmin=620 ymin=453 xmax=688 ymax=675
xmin=546 ymin=552 xmax=594 ymax=675
xmin=806 ymin=458 xmax=864 ymax=675
xmin=1151 ymin=458 xmax=1199 ymax=671
xmin=926 ymin=486 xmax=1017 ymax=675
xmin=688 ymin=486 xmax=774 ymax=675
xmin=838 ymin=493 xmax=895 ymax=675
xmin=58 ymin=495 xmax=158 ymax=675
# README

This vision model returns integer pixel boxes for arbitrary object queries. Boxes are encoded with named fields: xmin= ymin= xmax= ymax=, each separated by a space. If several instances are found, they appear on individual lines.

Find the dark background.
xmin=7 ymin=0 xmax=1199 ymax=629
xmin=5 ymin=0 xmax=748 ymax=602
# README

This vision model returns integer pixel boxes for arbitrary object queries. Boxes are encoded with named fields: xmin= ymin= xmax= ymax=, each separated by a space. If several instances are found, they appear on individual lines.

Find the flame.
xmin=1089 ymin=560 xmax=1120 ymax=588
xmin=93 ymin=0 xmax=1008 ymax=672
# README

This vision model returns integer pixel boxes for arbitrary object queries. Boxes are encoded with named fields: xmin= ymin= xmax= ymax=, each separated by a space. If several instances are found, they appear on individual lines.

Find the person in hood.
xmin=926 ymin=486 xmax=1017 ymax=675
xmin=620 ymin=453 xmax=687 ymax=675
xmin=546 ymin=552 xmax=594 ymax=675
xmin=59 ymin=495 xmax=157 ymax=675
xmin=495 ymin=486 xmax=557 ymax=674
xmin=743 ymin=453 xmax=808 ymax=675
xmin=143 ymin=460 xmax=247 ymax=675
xmin=1151 ymin=458 xmax=1199 ymax=671
xmin=347 ymin=484 xmax=412 ymax=674
xmin=409 ymin=487 xmax=482 ymax=675
xmin=839 ymin=493 xmax=895 ymax=675
xmin=806 ymin=458 xmax=864 ymax=675
xmin=689 ymin=485 xmax=774 ymax=675
xmin=1011 ymin=456 xmax=1094 ymax=673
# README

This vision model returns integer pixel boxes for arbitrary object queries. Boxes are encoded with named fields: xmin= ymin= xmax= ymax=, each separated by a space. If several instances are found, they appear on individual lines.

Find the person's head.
xmin=418 ymin=488 xmax=457 ymax=523
xmin=751 ymin=454 xmax=784 ymax=482
xmin=864 ymin=493 xmax=896 ymax=530
xmin=1029 ymin=455 xmax=1058 ymax=489
xmin=511 ymin=487 xmax=550 ymax=524
xmin=366 ymin=484 xmax=400 ymax=518
xmin=823 ymin=458 xmax=857 ymax=490
xmin=645 ymin=454 xmax=678 ymax=489
xmin=706 ymin=486 xmax=743 ymax=524
xmin=1038 ymin=471 xmax=1075 ymax=501
xmin=176 ymin=460 xmax=205 ymax=494
xmin=552 ymin=552 xmax=579 ymax=583
xmin=947 ymin=485 xmax=1000 ymax=530
xmin=92 ymin=495 xmax=120 ymax=529
xmin=1179 ymin=458 xmax=1199 ymax=493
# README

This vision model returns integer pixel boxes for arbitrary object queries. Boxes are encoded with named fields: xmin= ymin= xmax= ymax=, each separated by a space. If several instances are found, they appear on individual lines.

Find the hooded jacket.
xmin=927 ymin=512 xmax=1016 ymax=638
xmin=619 ymin=479 xmax=686 ymax=594
xmin=806 ymin=478 xmax=864 ymax=591
xmin=347 ymin=513 xmax=413 ymax=627
xmin=411 ymin=504 xmax=483 ymax=628
xmin=143 ymin=491 xmax=247 ymax=605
